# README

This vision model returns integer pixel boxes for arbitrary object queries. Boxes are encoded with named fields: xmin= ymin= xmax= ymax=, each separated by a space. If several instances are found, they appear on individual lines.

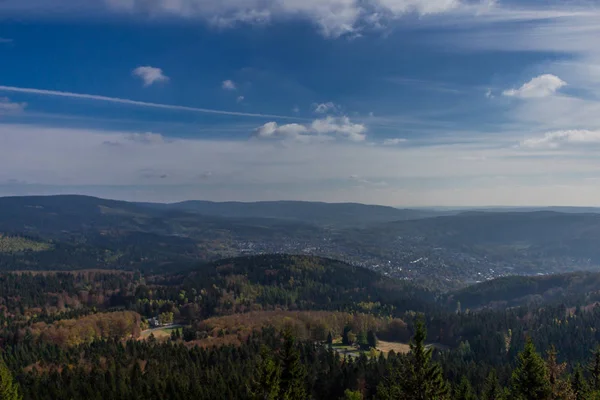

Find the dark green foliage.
xmin=357 ymin=331 xmax=368 ymax=350
xmin=367 ymin=330 xmax=378 ymax=350
xmin=280 ymin=331 xmax=307 ymax=400
xmin=511 ymin=338 xmax=552 ymax=400
xmin=248 ymin=346 xmax=281 ymax=400
xmin=454 ymin=376 xmax=476 ymax=400
xmin=342 ymin=389 xmax=362 ymax=400
xmin=378 ymin=319 xmax=449 ymax=400
xmin=572 ymin=366 xmax=590 ymax=400
xmin=482 ymin=370 xmax=505 ymax=400
xmin=0 ymin=357 xmax=21 ymax=400
xmin=342 ymin=325 xmax=352 ymax=346
xmin=590 ymin=348 xmax=600 ymax=392
xmin=327 ymin=331 xmax=333 ymax=346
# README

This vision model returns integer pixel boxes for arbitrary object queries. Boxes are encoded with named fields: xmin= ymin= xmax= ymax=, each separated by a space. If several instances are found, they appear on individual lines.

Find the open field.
xmin=140 ymin=325 xmax=182 ymax=340
xmin=377 ymin=340 xmax=410 ymax=354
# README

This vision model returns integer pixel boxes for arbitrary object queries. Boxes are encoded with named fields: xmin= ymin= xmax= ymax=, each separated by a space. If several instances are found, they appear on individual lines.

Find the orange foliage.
xmin=29 ymin=311 xmax=142 ymax=347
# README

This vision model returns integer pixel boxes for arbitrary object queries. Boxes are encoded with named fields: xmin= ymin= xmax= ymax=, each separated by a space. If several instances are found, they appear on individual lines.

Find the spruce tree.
xmin=572 ymin=365 xmax=590 ymax=400
xmin=0 ymin=357 xmax=21 ymax=400
xmin=367 ymin=331 xmax=378 ymax=350
xmin=357 ymin=331 xmax=368 ymax=351
xmin=511 ymin=338 xmax=552 ymax=400
xmin=401 ymin=318 xmax=450 ymax=400
xmin=327 ymin=332 xmax=333 ymax=346
xmin=454 ymin=376 xmax=476 ymax=400
xmin=590 ymin=348 xmax=600 ymax=392
xmin=248 ymin=346 xmax=281 ymax=400
xmin=482 ymin=370 xmax=505 ymax=400
xmin=280 ymin=331 xmax=307 ymax=400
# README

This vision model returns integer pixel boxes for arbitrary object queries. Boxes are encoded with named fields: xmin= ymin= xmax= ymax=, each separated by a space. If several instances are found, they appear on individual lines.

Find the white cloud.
xmin=375 ymin=0 xmax=460 ymax=15
xmin=311 ymin=116 xmax=367 ymax=142
xmin=254 ymin=116 xmax=366 ymax=143
xmin=0 ymin=97 xmax=26 ymax=114
xmin=0 ymin=85 xmax=299 ymax=119
xmin=236 ymin=96 xmax=245 ymax=103
xmin=485 ymin=89 xmax=494 ymax=99
xmin=222 ymin=80 xmax=237 ymax=90
xmin=100 ymin=0 xmax=474 ymax=38
xmin=521 ymin=130 xmax=600 ymax=149
xmin=7 ymin=123 xmax=600 ymax=206
xmin=132 ymin=66 xmax=169 ymax=87
xmin=254 ymin=122 xmax=311 ymax=141
xmin=503 ymin=74 xmax=567 ymax=99
xmin=313 ymin=102 xmax=339 ymax=114
xmin=292 ymin=106 xmax=300 ymax=113
xmin=383 ymin=138 xmax=407 ymax=145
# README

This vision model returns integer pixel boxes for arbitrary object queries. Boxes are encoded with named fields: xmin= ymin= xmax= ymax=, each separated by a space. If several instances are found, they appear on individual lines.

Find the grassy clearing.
xmin=377 ymin=340 xmax=410 ymax=354
xmin=140 ymin=326 xmax=181 ymax=340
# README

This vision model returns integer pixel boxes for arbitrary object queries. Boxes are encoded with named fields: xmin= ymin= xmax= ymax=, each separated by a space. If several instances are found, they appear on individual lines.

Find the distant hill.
xmin=362 ymin=211 xmax=600 ymax=259
xmin=161 ymin=200 xmax=446 ymax=226
xmin=448 ymin=271 xmax=600 ymax=310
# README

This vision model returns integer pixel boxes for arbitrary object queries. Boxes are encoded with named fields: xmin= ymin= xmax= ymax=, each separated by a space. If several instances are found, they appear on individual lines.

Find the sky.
xmin=2 ymin=1 xmax=600 ymax=206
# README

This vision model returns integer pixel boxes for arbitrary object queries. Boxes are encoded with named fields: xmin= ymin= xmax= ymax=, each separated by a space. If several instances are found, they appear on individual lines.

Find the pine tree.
xmin=327 ymin=331 xmax=333 ymax=346
xmin=572 ymin=365 xmax=590 ymax=400
xmin=248 ymin=346 xmax=281 ymax=400
xmin=357 ymin=331 xmax=368 ymax=350
xmin=0 ymin=357 xmax=21 ymax=400
xmin=482 ymin=370 xmax=505 ymax=400
xmin=401 ymin=318 xmax=450 ymax=400
xmin=367 ymin=331 xmax=378 ymax=350
xmin=590 ymin=348 xmax=600 ymax=392
xmin=342 ymin=325 xmax=352 ymax=346
xmin=454 ymin=376 xmax=476 ymax=400
xmin=342 ymin=389 xmax=363 ymax=400
xmin=280 ymin=331 xmax=307 ymax=400
xmin=511 ymin=338 xmax=552 ymax=400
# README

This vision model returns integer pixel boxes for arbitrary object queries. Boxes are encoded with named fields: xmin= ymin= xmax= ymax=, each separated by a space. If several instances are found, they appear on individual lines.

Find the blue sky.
xmin=2 ymin=0 xmax=600 ymax=206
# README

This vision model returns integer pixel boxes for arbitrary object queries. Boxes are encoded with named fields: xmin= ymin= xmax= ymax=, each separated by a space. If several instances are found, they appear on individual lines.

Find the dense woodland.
xmin=0 ymin=253 xmax=599 ymax=398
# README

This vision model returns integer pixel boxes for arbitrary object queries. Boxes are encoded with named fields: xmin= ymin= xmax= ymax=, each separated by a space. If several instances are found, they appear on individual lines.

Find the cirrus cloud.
xmin=521 ymin=130 xmax=600 ymax=149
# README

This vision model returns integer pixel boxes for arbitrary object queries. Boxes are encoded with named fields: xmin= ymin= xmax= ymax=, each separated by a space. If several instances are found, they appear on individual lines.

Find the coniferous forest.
xmin=0 ymin=254 xmax=599 ymax=398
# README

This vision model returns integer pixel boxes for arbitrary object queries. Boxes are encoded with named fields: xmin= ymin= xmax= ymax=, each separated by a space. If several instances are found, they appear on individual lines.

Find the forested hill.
xmin=448 ymin=271 xmax=600 ymax=310
xmin=154 ymin=254 xmax=437 ymax=315
xmin=161 ymin=200 xmax=444 ymax=226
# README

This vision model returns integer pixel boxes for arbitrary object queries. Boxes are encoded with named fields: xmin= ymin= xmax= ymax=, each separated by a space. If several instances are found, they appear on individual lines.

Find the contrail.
xmin=0 ymin=85 xmax=302 ymax=120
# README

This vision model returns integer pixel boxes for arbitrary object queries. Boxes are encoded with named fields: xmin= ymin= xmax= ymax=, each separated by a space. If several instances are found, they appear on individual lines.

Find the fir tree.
xmin=590 ymin=348 xmax=600 ymax=392
xmin=454 ymin=376 xmax=476 ymax=400
xmin=482 ymin=370 xmax=505 ymax=400
xmin=280 ymin=331 xmax=307 ymax=400
xmin=572 ymin=365 xmax=590 ymax=400
xmin=401 ymin=318 xmax=450 ymax=400
xmin=511 ymin=338 xmax=552 ymax=400
xmin=367 ymin=331 xmax=378 ymax=350
xmin=0 ymin=357 xmax=21 ymax=400
xmin=248 ymin=346 xmax=281 ymax=400
xmin=342 ymin=389 xmax=363 ymax=400
xmin=342 ymin=325 xmax=352 ymax=346
xmin=327 ymin=331 xmax=333 ymax=346
xmin=357 ymin=331 xmax=369 ymax=351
